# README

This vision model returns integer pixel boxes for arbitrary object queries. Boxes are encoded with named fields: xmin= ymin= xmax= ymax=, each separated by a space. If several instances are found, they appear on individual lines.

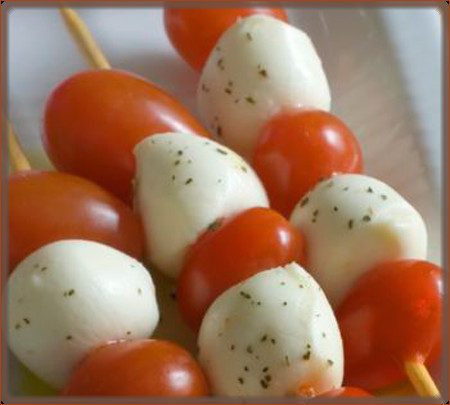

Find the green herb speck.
xmin=207 ymin=218 xmax=222 ymax=232
xmin=258 ymin=68 xmax=268 ymax=78
xmin=300 ymin=197 xmax=309 ymax=207
xmin=302 ymin=350 xmax=311 ymax=360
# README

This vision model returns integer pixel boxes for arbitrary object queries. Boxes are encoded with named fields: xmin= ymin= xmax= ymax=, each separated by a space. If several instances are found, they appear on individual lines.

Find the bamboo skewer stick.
xmin=8 ymin=122 xmax=31 ymax=172
xmin=59 ymin=6 xmax=443 ymax=400
xmin=60 ymin=7 xmax=111 ymax=70
xmin=404 ymin=361 xmax=440 ymax=398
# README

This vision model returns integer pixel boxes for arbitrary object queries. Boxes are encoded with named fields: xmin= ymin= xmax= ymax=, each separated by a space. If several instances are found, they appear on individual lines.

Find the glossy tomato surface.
xmin=8 ymin=170 xmax=144 ymax=272
xmin=43 ymin=69 xmax=209 ymax=203
xmin=177 ymin=207 xmax=305 ymax=331
xmin=322 ymin=387 xmax=372 ymax=397
xmin=164 ymin=8 xmax=288 ymax=71
xmin=63 ymin=339 xmax=209 ymax=396
xmin=253 ymin=108 xmax=363 ymax=217
xmin=337 ymin=260 xmax=442 ymax=390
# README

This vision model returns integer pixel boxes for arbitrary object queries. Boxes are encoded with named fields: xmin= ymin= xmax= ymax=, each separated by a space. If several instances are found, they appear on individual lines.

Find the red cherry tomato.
xmin=177 ymin=207 xmax=305 ymax=331
xmin=336 ymin=260 xmax=442 ymax=390
xmin=253 ymin=108 xmax=363 ymax=217
xmin=8 ymin=170 xmax=144 ymax=272
xmin=43 ymin=69 xmax=209 ymax=203
xmin=322 ymin=387 xmax=372 ymax=397
xmin=164 ymin=8 xmax=288 ymax=71
xmin=63 ymin=339 xmax=209 ymax=396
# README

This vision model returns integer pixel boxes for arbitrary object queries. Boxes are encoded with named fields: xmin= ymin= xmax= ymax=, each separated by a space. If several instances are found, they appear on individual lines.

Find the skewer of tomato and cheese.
xmin=289 ymin=173 xmax=427 ymax=307
xmin=197 ymin=15 xmax=331 ymax=160
xmin=133 ymin=132 xmax=269 ymax=279
xmin=198 ymin=262 xmax=343 ymax=396
xmin=8 ymin=240 xmax=159 ymax=389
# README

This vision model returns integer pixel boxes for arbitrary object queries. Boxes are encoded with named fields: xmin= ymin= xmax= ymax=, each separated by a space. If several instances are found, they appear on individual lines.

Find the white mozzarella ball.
xmin=198 ymin=15 xmax=331 ymax=159
xmin=198 ymin=263 xmax=343 ymax=396
xmin=290 ymin=174 xmax=427 ymax=307
xmin=8 ymin=240 xmax=159 ymax=389
xmin=134 ymin=132 xmax=269 ymax=278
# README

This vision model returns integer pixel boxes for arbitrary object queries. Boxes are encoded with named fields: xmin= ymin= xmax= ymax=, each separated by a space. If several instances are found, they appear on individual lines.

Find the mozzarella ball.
xmin=198 ymin=15 xmax=331 ymax=159
xmin=290 ymin=174 xmax=427 ymax=307
xmin=8 ymin=240 xmax=159 ymax=389
xmin=198 ymin=263 xmax=343 ymax=396
xmin=134 ymin=133 xmax=269 ymax=278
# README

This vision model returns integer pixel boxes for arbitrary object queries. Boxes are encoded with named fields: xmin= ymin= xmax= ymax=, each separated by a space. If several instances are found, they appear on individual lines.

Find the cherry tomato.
xmin=253 ymin=108 xmax=363 ymax=217
xmin=321 ymin=387 xmax=372 ymax=397
xmin=8 ymin=170 xmax=144 ymax=272
xmin=336 ymin=260 xmax=442 ymax=390
xmin=63 ymin=339 xmax=209 ymax=396
xmin=177 ymin=207 xmax=305 ymax=331
xmin=164 ymin=8 xmax=288 ymax=71
xmin=43 ymin=69 xmax=209 ymax=203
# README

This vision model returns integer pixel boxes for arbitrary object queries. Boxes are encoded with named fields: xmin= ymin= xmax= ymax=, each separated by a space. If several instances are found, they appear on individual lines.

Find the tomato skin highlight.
xmin=164 ymin=8 xmax=288 ymax=71
xmin=62 ymin=340 xmax=209 ymax=396
xmin=177 ymin=207 xmax=306 ymax=331
xmin=321 ymin=387 xmax=372 ymax=397
xmin=8 ymin=170 xmax=144 ymax=272
xmin=336 ymin=260 xmax=442 ymax=390
xmin=253 ymin=108 xmax=363 ymax=217
xmin=43 ymin=69 xmax=209 ymax=203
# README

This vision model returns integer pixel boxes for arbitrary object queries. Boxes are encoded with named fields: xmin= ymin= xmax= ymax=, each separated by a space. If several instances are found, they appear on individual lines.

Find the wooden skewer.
xmin=60 ymin=7 xmax=111 ymax=70
xmin=404 ymin=361 xmax=440 ymax=398
xmin=8 ymin=8 xmax=106 ymax=174
xmin=8 ymin=122 xmax=31 ymax=172
xmin=60 ymin=7 xmax=443 ymax=400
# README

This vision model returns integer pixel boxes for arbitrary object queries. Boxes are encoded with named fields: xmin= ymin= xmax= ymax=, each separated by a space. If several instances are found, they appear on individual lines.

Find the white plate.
xmin=6 ymin=6 xmax=443 ymax=396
